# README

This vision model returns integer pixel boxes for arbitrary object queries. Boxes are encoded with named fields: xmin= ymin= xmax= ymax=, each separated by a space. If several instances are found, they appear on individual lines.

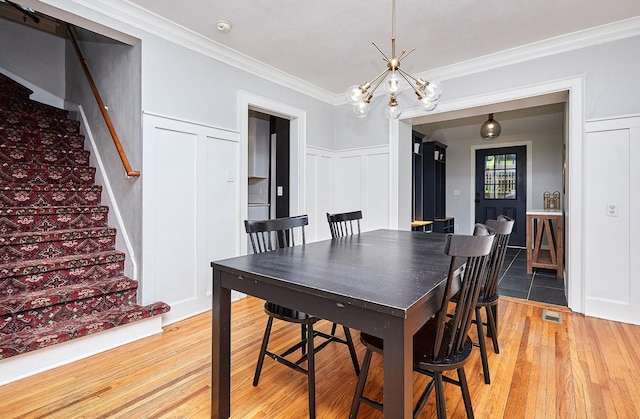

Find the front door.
xmin=475 ymin=146 xmax=527 ymax=246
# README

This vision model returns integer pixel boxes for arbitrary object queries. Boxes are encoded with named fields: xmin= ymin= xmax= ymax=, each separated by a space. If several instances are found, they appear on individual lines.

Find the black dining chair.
xmin=244 ymin=215 xmax=360 ymax=418
xmin=350 ymin=225 xmax=495 ymax=419
xmin=326 ymin=210 xmax=362 ymax=238
xmin=470 ymin=215 xmax=515 ymax=384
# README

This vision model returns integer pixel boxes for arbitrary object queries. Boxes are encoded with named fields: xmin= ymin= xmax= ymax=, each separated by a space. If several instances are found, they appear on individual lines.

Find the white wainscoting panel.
xmin=584 ymin=115 xmax=639 ymax=325
xmin=365 ymin=151 xmax=390 ymax=231
xmin=333 ymin=145 xmax=390 ymax=233
xmin=306 ymin=147 xmax=334 ymax=241
xmin=142 ymin=113 xmax=240 ymax=325
xmin=305 ymin=145 xmax=390 ymax=241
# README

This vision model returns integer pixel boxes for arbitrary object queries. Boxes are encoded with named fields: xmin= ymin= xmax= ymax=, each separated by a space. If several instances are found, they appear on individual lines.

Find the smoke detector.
xmin=216 ymin=20 xmax=232 ymax=34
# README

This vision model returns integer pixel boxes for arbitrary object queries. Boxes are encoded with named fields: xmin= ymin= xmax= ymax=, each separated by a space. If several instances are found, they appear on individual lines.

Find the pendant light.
xmin=480 ymin=113 xmax=501 ymax=140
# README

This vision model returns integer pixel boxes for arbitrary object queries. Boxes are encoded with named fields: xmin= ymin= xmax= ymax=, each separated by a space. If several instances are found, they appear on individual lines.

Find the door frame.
xmin=470 ymin=141 xmax=533 ymax=244
xmin=239 ymin=92 xmax=306 ymax=256
xmin=391 ymin=75 xmax=585 ymax=314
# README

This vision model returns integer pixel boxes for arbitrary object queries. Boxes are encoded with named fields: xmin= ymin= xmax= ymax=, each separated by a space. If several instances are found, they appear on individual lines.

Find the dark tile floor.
xmin=498 ymin=247 xmax=567 ymax=307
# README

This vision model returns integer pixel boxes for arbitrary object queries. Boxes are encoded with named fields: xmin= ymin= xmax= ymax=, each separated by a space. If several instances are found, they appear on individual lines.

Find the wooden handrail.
xmin=66 ymin=24 xmax=140 ymax=177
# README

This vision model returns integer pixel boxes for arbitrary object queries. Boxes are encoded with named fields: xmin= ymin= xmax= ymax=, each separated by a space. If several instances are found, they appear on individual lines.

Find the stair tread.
xmin=0 ymin=162 xmax=94 ymax=171
xmin=0 ymin=142 xmax=89 ymax=155
xmin=0 ymin=205 xmax=108 ymax=216
xmin=0 ymin=276 xmax=137 ymax=315
xmin=0 ymin=250 xmax=125 ymax=279
xmin=1 ymin=184 xmax=101 ymax=191
xmin=0 ymin=226 xmax=116 ymax=244
xmin=0 ymin=301 xmax=171 ymax=359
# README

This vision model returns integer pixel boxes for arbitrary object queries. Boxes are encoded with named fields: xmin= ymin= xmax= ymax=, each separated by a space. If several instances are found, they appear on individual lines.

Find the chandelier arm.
xmin=363 ymin=68 xmax=392 ymax=92
xmin=397 ymin=47 xmax=416 ymax=63
xmin=396 ymin=67 xmax=422 ymax=85
xmin=372 ymin=41 xmax=391 ymax=63
xmin=396 ymin=69 xmax=423 ymax=96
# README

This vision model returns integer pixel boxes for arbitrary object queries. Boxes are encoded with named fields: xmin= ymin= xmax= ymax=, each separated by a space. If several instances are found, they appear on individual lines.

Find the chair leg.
xmin=475 ymin=307 xmax=491 ymax=384
xmin=349 ymin=349 xmax=372 ymax=419
xmin=342 ymin=326 xmax=360 ymax=375
xmin=457 ymin=367 xmax=475 ymax=419
xmin=307 ymin=323 xmax=316 ymax=418
xmin=434 ymin=372 xmax=447 ymax=419
xmin=331 ymin=322 xmax=338 ymax=335
xmin=301 ymin=324 xmax=307 ymax=357
xmin=413 ymin=377 xmax=435 ymax=418
xmin=486 ymin=305 xmax=500 ymax=354
xmin=253 ymin=316 xmax=274 ymax=386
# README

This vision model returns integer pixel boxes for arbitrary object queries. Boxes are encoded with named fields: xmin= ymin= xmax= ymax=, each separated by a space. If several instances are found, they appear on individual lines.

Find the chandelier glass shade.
xmin=480 ymin=113 xmax=502 ymax=140
xmin=346 ymin=0 xmax=442 ymax=119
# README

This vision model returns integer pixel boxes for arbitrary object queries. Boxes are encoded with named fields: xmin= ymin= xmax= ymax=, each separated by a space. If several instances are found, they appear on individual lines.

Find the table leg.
xmin=383 ymin=318 xmax=413 ymax=418
xmin=212 ymin=269 xmax=231 ymax=418
xmin=526 ymin=215 xmax=533 ymax=274
xmin=556 ymin=216 xmax=564 ymax=278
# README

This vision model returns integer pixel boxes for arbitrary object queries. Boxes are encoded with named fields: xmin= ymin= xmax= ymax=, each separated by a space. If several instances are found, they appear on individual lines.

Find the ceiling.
xmin=124 ymin=0 xmax=640 ymax=96
xmin=3 ymin=0 xmax=639 ymax=127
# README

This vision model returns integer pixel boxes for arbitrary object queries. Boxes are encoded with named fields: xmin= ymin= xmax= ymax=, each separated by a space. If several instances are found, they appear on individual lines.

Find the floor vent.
xmin=542 ymin=309 xmax=563 ymax=324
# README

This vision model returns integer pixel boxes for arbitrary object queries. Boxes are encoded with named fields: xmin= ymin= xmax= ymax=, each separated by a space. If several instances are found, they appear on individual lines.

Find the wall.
xmin=142 ymin=114 xmax=240 ymax=323
xmin=0 ymin=18 xmax=66 ymax=99
xmin=65 ymin=29 xmax=144 ymax=286
xmin=140 ymin=34 xmax=335 ymax=149
xmin=306 ymin=145 xmax=391 ymax=242
xmin=584 ymin=116 xmax=639 ymax=325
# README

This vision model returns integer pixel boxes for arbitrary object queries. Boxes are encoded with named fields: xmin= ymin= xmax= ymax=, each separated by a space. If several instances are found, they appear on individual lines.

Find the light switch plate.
xmin=607 ymin=202 xmax=618 ymax=217
xmin=277 ymin=186 xmax=283 ymax=196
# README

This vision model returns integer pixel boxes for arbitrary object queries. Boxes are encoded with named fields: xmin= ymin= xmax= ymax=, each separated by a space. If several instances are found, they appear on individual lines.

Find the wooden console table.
xmin=526 ymin=210 xmax=564 ymax=277
xmin=411 ymin=220 xmax=433 ymax=232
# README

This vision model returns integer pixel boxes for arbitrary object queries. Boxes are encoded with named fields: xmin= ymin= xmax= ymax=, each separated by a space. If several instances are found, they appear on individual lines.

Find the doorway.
xmin=239 ymin=92 xmax=306 ymax=256
xmin=393 ymin=78 xmax=583 ymax=312
xmin=247 ymin=111 xmax=290 ymax=222
xmin=475 ymin=145 xmax=527 ymax=246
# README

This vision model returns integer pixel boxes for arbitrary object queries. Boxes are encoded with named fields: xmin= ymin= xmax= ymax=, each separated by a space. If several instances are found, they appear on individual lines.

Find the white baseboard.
xmin=585 ymin=297 xmax=640 ymax=326
xmin=160 ymin=293 xmax=246 ymax=326
xmin=0 ymin=316 xmax=164 ymax=386
xmin=161 ymin=295 xmax=212 ymax=325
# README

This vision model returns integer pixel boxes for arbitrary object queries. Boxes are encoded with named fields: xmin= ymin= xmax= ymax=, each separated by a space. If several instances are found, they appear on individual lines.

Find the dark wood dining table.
xmin=211 ymin=229 xmax=464 ymax=418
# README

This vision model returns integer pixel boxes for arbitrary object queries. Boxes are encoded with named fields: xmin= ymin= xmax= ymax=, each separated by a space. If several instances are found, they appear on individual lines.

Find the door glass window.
xmin=484 ymin=153 xmax=517 ymax=199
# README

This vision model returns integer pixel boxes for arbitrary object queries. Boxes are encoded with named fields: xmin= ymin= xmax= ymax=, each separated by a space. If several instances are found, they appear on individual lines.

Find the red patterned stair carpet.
xmin=0 ymin=73 xmax=170 ymax=360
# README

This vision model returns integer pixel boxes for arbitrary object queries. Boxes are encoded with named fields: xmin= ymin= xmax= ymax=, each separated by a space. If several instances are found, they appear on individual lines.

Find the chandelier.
xmin=346 ymin=0 xmax=443 ymax=119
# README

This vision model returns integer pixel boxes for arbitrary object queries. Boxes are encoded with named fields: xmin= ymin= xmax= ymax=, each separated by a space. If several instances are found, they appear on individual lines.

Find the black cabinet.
xmin=412 ymin=131 xmax=424 ymax=221
xmin=422 ymin=141 xmax=453 ymax=233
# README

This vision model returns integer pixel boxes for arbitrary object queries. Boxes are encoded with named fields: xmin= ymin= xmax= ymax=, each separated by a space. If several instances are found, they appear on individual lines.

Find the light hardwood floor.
xmin=1 ymin=296 xmax=639 ymax=418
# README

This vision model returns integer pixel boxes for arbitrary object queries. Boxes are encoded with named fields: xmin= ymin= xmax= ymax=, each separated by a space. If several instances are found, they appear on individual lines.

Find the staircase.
xmin=0 ymin=73 xmax=170 ymax=360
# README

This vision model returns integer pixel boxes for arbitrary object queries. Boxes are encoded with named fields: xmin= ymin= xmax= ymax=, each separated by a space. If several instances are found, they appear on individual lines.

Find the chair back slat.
xmin=431 ymin=225 xmax=495 ymax=361
xmin=245 ymin=215 xmax=308 ymax=254
xmin=326 ymin=210 xmax=362 ymax=238
xmin=483 ymin=215 xmax=515 ymax=299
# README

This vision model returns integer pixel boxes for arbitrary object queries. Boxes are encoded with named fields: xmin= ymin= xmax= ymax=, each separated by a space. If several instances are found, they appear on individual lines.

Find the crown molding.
xmin=70 ymin=0 xmax=337 ymax=105
xmin=336 ymin=16 xmax=640 ymax=106
xmin=417 ymin=16 xmax=640 ymax=84
xmin=51 ymin=1 xmax=640 ymax=108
